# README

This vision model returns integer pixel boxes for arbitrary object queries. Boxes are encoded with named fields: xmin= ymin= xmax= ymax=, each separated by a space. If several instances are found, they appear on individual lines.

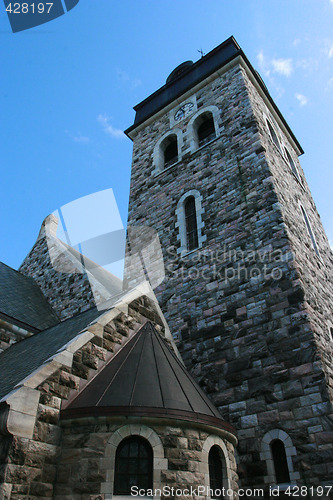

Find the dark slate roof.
xmin=62 ymin=322 xmax=235 ymax=433
xmin=0 ymin=262 xmax=59 ymax=331
xmin=0 ymin=305 xmax=103 ymax=401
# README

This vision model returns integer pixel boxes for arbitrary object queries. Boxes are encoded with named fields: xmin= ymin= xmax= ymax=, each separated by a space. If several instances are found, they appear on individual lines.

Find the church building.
xmin=0 ymin=36 xmax=332 ymax=499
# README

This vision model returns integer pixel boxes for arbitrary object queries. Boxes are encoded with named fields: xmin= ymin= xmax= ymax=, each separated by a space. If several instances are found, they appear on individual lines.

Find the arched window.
xmin=196 ymin=112 xmax=216 ymax=147
xmin=266 ymin=119 xmax=280 ymax=150
xmin=185 ymin=196 xmax=199 ymax=251
xmin=114 ymin=436 xmax=153 ymax=495
xmin=163 ymin=135 xmax=178 ymax=168
xmin=285 ymin=148 xmax=300 ymax=180
xmin=270 ymin=439 xmax=290 ymax=484
xmin=300 ymin=206 xmax=320 ymax=258
xmin=209 ymin=446 xmax=223 ymax=498
xmin=176 ymin=190 xmax=206 ymax=255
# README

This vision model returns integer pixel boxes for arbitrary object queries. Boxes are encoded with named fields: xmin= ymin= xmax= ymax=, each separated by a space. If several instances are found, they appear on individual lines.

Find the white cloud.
xmin=73 ymin=133 xmax=89 ymax=143
xmin=256 ymin=51 xmax=270 ymax=77
xmin=328 ymin=46 xmax=333 ymax=58
xmin=272 ymin=58 xmax=293 ymax=77
xmin=295 ymin=93 xmax=308 ymax=107
xmin=97 ymin=114 xmax=125 ymax=139
xmin=65 ymin=130 xmax=90 ymax=143
xmin=117 ymin=69 xmax=141 ymax=90
xmin=293 ymin=39 xmax=301 ymax=47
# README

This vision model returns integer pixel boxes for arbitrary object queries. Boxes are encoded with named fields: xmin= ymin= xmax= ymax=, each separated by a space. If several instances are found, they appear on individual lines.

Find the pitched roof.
xmin=0 ymin=262 xmax=59 ymax=331
xmin=0 ymin=305 xmax=103 ymax=401
xmin=62 ymin=322 xmax=235 ymax=433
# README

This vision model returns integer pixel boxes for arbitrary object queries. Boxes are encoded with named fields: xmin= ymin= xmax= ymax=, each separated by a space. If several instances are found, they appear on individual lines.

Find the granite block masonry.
xmin=125 ymin=37 xmax=333 ymax=493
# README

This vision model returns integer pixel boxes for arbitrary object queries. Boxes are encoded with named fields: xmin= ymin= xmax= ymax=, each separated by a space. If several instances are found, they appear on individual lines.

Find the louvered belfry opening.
xmin=185 ymin=196 xmax=199 ymax=251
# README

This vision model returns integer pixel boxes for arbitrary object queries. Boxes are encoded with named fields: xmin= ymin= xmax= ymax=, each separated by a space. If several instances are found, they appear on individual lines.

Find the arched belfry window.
xmin=153 ymin=129 xmax=183 ymax=174
xmin=187 ymin=106 xmax=220 ymax=152
xmin=163 ymin=135 xmax=178 ymax=168
xmin=197 ymin=112 xmax=216 ymax=146
xmin=285 ymin=148 xmax=300 ymax=181
xmin=209 ymin=446 xmax=224 ymax=498
xmin=266 ymin=119 xmax=280 ymax=150
xmin=185 ymin=196 xmax=199 ymax=251
xmin=270 ymin=439 xmax=290 ymax=484
xmin=114 ymin=436 xmax=153 ymax=495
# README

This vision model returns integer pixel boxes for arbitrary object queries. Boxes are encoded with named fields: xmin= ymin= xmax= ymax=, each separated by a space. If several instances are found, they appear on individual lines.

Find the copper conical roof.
xmin=61 ymin=322 xmax=234 ymax=434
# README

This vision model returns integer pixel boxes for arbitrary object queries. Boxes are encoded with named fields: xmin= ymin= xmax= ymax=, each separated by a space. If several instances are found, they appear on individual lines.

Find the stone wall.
xmin=55 ymin=418 xmax=238 ymax=500
xmin=125 ymin=58 xmax=333 ymax=491
xmin=0 ymin=297 xmax=164 ymax=499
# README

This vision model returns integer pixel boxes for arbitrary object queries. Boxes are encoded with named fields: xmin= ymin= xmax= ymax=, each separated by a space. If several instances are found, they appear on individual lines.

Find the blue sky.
xmin=1 ymin=0 xmax=333 ymax=276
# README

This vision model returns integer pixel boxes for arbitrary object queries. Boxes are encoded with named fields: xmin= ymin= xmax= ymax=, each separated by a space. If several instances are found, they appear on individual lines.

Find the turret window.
xmin=209 ymin=445 xmax=224 ymax=498
xmin=114 ymin=436 xmax=153 ymax=495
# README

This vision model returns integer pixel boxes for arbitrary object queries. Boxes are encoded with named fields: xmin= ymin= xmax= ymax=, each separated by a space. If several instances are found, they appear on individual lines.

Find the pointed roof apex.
xmin=62 ymin=322 xmax=235 ymax=435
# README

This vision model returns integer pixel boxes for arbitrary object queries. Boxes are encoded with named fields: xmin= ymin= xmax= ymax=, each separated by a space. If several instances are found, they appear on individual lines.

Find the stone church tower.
xmin=125 ymin=37 xmax=333 ymax=493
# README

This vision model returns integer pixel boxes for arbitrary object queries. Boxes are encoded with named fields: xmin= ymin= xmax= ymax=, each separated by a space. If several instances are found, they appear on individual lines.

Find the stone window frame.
xmin=299 ymin=203 xmax=321 ymax=260
xmin=260 ymin=429 xmax=300 ymax=487
xmin=175 ymin=190 xmax=206 ymax=255
xmin=101 ymin=423 xmax=167 ymax=500
xmin=202 ymin=435 xmax=233 ymax=500
xmin=153 ymin=128 xmax=183 ymax=175
xmin=187 ymin=105 xmax=220 ymax=153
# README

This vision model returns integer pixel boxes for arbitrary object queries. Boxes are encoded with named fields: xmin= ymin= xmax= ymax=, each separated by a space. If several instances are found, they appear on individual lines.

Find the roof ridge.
xmin=150 ymin=322 xmax=221 ymax=418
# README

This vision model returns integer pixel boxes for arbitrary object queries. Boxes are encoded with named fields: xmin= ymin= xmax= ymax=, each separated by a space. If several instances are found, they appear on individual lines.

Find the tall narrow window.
xmin=185 ymin=196 xmax=199 ymax=251
xmin=270 ymin=439 xmax=290 ymax=484
xmin=285 ymin=148 xmax=300 ymax=181
xmin=197 ymin=112 xmax=216 ymax=146
xmin=267 ymin=120 xmax=280 ymax=150
xmin=301 ymin=206 xmax=320 ymax=258
xmin=209 ymin=446 xmax=223 ymax=498
xmin=114 ymin=436 xmax=153 ymax=495
xmin=163 ymin=135 xmax=178 ymax=168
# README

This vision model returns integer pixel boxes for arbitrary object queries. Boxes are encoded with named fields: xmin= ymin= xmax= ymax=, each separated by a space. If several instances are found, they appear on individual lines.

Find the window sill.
xmin=194 ymin=135 xmax=219 ymax=154
xmin=154 ymin=159 xmax=182 ymax=178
